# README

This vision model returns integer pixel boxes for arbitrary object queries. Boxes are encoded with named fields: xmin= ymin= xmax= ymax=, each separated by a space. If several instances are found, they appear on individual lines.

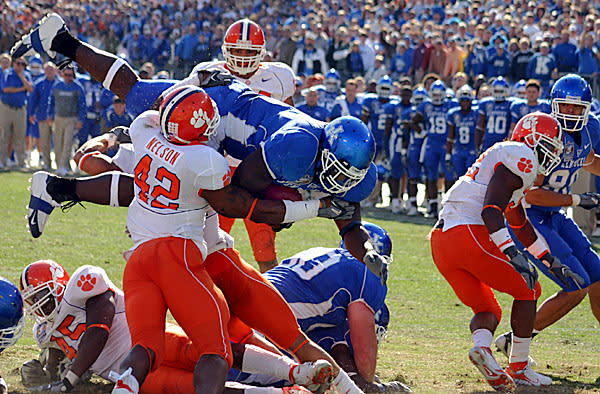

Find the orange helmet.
xmin=20 ymin=260 xmax=69 ymax=322
xmin=511 ymin=112 xmax=564 ymax=176
xmin=159 ymin=85 xmax=220 ymax=145
xmin=222 ymin=19 xmax=266 ymax=76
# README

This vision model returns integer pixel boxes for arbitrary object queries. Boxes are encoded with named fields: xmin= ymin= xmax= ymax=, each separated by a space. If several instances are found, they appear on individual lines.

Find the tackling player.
xmin=431 ymin=112 xmax=580 ymax=390
xmin=0 ymin=276 xmax=25 ymax=394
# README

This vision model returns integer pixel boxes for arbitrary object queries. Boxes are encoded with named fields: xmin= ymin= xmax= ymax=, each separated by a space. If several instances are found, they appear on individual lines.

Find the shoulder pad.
xmin=495 ymin=142 xmax=538 ymax=187
xmin=64 ymin=265 xmax=115 ymax=308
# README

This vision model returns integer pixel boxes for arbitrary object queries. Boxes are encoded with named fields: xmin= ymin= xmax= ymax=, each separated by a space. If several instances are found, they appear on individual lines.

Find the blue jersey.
xmin=384 ymin=100 xmax=411 ymax=139
xmin=329 ymin=96 xmax=363 ymax=120
xmin=447 ymin=107 xmax=479 ymax=151
xmin=530 ymin=114 xmax=600 ymax=213
xmin=479 ymin=97 xmax=513 ymax=149
xmin=265 ymin=247 xmax=387 ymax=333
xmin=318 ymin=89 xmax=340 ymax=112
xmin=362 ymin=94 xmax=390 ymax=148
xmin=296 ymin=103 xmax=329 ymax=121
xmin=417 ymin=99 xmax=459 ymax=146
xmin=510 ymin=99 xmax=551 ymax=124
xmin=403 ymin=106 xmax=426 ymax=148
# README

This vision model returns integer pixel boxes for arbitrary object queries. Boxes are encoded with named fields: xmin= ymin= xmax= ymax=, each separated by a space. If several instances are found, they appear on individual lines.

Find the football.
xmin=261 ymin=184 xmax=303 ymax=201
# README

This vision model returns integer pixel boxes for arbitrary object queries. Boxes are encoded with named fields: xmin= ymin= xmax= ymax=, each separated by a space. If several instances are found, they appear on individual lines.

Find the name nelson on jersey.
xmin=145 ymin=137 xmax=182 ymax=165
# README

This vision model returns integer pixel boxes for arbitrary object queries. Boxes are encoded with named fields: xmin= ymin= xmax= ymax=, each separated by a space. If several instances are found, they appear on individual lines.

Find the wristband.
xmin=282 ymin=200 xmax=320 ymax=223
xmin=401 ymin=148 xmax=407 ymax=156
xmin=571 ymin=194 xmax=581 ymax=206
xmin=109 ymin=172 xmax=121 ymax=207
xmin=526 ymin=237 xmax=549 ymax=259
xmin=339 ymin=220 xmax=363 ymax=238
xmin=489 ymin=227 xmax=515 ymax=252
xmin=445 ymin=153 xmax=452 ymax=161
xmin=64 ymin=370 xmax=79 ymax=389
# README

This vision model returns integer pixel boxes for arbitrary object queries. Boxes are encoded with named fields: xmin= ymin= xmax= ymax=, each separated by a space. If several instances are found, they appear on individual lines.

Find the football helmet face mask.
xmin=429 ymin=80 xmax=446 ymax=105
xmin=0 ymin=276 xmax=25 ymax=352
xmin=492 ymin=77 xmax=510 ymax=101
xmin=320 ymin=116 xmax=375 ymax=194
xmin=376 ymin=76 xmax=393 ymax=99
xmin=20 ymin=260 xmax=69 ymax=323
xmin=339 ymin=221 xmax=392 ymax=257
xmin=457 ymin=85 xmax=474 ymax=102
xmin=511 ymin=112 xmax=564 ymax=176
xmin=222 ymin=19 xmax=266 ymax=76
xmin=411 ymin=87 xmax=428 ymax=105
xmin=551 ymin=74 xmax=592 ymax=133
xmin=513 ymin=79 xmax=527 ymax=99
xmin=159 ymin=85 xmax=220 ymax=145
xmin=324 ymin=69 xmax=341 ymax=93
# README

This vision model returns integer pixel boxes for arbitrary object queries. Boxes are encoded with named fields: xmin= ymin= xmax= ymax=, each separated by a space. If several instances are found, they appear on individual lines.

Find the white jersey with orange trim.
xmin=126 ymin=110 xmax=231 ymax=258
xmin=439 ymin=141 xmax=538 ymax=231
xmin=33 ymin=265 xmax=129 ymax=380
xmin=191 ymin=61 xmax=296 ymax=103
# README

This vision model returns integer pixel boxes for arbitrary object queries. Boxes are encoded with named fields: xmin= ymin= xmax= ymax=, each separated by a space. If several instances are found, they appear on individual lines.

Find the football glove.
xmin=574 ymin=192 xmax=600 ymax=210
xmin=29 ymin=379 xmax=73 ymax=392
xmin=504 ymin=246 xmax=538 ymax=291
xmin=364 ymin=250 xmax=389 ymax=286
xmin=21 ymin=359 xmax=51 ymax=387
xmin=541 ymin=254 xmax=585 ymax=289
xmin=318 ymin=198 xmax=356 ymax=221
xmin=379 ymin=381 xmax=413 ymax=392
xmin=196 ymin=70 xmax=234 ymax=88
xmin=110 ymin=126 xmax=131 ymax=143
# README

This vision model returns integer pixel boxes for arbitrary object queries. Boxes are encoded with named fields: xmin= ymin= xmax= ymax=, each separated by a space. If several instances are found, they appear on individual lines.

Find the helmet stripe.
xmin=21 ymin=264 xmax=31 ymax=289
xmin=160 ymin=88 xmax=199 ymax=141
xmin=241 ymin=19 xmax=249 ymax=41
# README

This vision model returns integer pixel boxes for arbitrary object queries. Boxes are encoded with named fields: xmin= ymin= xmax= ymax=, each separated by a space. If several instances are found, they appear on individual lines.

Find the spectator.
xmin=0 ymin=53 xmax=11 ymax=73
xmin=553 ymin=30 xmax=578 ymax=74
xmin=104 ymin=28 xmax=120 ymax=55
xmin=139 ymin=24 xmax=156 ymax=65
xmin=348 ymin=40 xmax=365 ymax=78
xmin=359 ymin=29 xmax=376 ymax=72
xmin=297 ymin=87 xmax=329 ymax=121
xmin=124 ymin=28 xmax=143 ymax=68
xmin=365 ymin=55 xmax=389 ymax=85
xmin=291 ymin=32 xmax=328 ymax=76
xmin=139 ymin=62 xmax=154 ymax=80
xmin=326 ymin=26 xmax=352 ymax=82
xmin=443 ymin=36 xmax=464 ymax=83
xmin=105 ymin=96 xmax=134 ymax=129
xmin=0 ymin=56 xmax=32 ymax=168
xmin=150 ymin=29 xmax=171 ymax=71
xmin=523 ymin=13 xmax=541 ymax=41
xmin=577 ymin=33 xmax=600 ymax=90
xmin=48 ymin=65 xmax=87 ymax=175
xmin=487 ymin=41 xmax=511 ymax=78
xmin=277 ymin=26 xmax=298 ymax=67
xmin=510 ymin=37 xmax=534 ymax=81
xmin=411 ymin=33 xmax=429 ymax=83
xmin=465 ymin=39 xmax=487 ymax=81
xmin=527 ymin=42 xmax=558 ymax=96
xmin=328 ymin=78 xmax=363 ymax=120
xmin=176 ymin=24 xmax=199 ymax=78
xmin=390 ymin=40 xmax=412 ymax=80
xmin=427 ymin=36 xmax=447 ymax=76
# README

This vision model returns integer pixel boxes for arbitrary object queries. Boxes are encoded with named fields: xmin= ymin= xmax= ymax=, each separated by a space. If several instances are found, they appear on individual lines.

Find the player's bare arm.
xmin=475 ymin=112 xmax=486 ymax=151
xmin=347 ymin=301 xmax=377 ymax=382
xmin=231 ymin=148 xmax=274 ymax=194
xmin=481 ymin=164 xmax=523 ymax=233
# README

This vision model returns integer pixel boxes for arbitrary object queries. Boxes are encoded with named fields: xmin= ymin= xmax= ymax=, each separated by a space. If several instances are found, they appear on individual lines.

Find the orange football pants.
xmin=219 ymin=167 xmax=277 ymax=263
xmin=204 ymin=248 xmax=301 ymax=350
xmin=430 ymin=224 xmax=541 ymax=323
xmin=123 ymin=237 xmax=233 ymax=371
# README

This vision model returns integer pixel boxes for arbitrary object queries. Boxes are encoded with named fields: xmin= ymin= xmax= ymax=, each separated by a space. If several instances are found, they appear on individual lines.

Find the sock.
xmin=241 ymin=345 xmax=295 ymax=381
xmin=245 ymin=387 xmax=283 ymax=394
xmin=409 ymin=197 xmax=417 ymax=206
xmin=49 ymin=31 xmax=81 ymax=60
xmin=472 ymin=328 xmax=493 ymax=349
xmin=509 ymin=335 xmax=531 ymax=365
xmin=333 ymin=369 xmax=362 ymax=394
xmin=46 ymin=177 xmax=79 ymax=203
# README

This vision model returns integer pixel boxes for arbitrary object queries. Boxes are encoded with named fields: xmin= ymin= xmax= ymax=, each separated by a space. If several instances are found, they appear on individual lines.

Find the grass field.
xmin=1 ymin=170 xmax=600 ymax=393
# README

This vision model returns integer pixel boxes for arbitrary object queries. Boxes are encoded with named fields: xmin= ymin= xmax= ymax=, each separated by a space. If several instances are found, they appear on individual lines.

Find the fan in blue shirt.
xmin=527 ymin=43 xmax=558 ymax=96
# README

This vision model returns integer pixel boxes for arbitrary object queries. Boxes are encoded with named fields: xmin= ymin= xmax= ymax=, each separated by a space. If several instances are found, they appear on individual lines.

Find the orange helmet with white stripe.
xmin=222 ymin=19 xmax=266 ymax=76
xmin=20 ymin=260 xmax=69 ymax=322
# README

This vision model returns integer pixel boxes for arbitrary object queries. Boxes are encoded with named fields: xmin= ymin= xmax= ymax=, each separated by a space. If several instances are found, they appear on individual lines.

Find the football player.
xmin=431 ymin=112 xmax=579 ymax=390
xmin=476 ymin=77 xmax=514 ymax=152
xmin=15 ymin=13 xmax=389 ymax=287
xmin=297 ymin=86 xmax=329 ymax=121
xmin=445 ymin=85 xmax=479 ymax=186
xmin=384 ymin=86 xmax=412 ymax=214
xmin=0 ymin=276 xmax=25 ymax=394
xmin=496 ymin=75 xmax=600 ymax=364
xmin=264 ymin=222 xmax=411 ymax=393
xmin=319 ymin=69 xmax=342 ymax=112
xmin=511 ymin=80 xmax=527 ymax=99
xmin=509 ymin=79 xmax=551 ymax=132
xmin=18 ymin=259 xmax=334 ymax=394
xmin=409 ymin=80 xmax=459 ymax=218
xmin=191 ymin=18 xmax=296 ymax=273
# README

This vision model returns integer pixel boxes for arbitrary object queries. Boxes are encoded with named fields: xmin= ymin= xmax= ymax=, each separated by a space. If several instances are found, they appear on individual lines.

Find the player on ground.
xmin=15 ymin=13 xmax=389 ymax=287
xmin=476 ymin=77 xmax=513 ymax=152
xmin=445 ymin=85 xmax=479 ymax=186
xmin=0 ymin=276 xmax=25 ymax=394
xmin=496 ymin=74 xmax=600 ymax=362
xmin=18 ymin=259 xmax=331 ymax=393
xmin=431 ymin=112 xmax=581 ymax=390
xmin=509 ymin=79 xmax=551 ymax=131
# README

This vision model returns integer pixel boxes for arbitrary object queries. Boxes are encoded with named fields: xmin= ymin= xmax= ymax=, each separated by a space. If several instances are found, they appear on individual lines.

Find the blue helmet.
xmin=457 ymin=85 xmax=474 ymax=102
xmin=492 ymin=76 xmax=510 ymax=101
xmin=320 ymin=117 xmax=375 ymax=194
xmin=429 ymin=80 xmax=446 ymax=105
xmin=376 ymin=75 xmax=393 ymax=99
xmin=339 ymin=221 xmax=392 ymax=257
xmin=412 ymin=87 xmax=428 ymax=105
xmin=324 ymin=68 xmax=341 ymax=93
xmin=0 ymin=276 xmax=24 ymax=353
xmin=512 ymin=79 xmax=527 ymax=99
xmin=551 ymin=74 xmax=592 ymax=133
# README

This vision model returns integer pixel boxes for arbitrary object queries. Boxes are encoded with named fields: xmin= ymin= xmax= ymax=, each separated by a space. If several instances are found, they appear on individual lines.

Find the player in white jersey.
xmin=430 ymin=113 xmax=580 ymax=391
xmin=191 ymin=18 xmax=296 ymax=272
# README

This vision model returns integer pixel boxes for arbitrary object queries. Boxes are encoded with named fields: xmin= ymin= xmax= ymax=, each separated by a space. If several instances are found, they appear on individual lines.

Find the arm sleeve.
xmin=192 ymin=148 xmax=231 ymax=191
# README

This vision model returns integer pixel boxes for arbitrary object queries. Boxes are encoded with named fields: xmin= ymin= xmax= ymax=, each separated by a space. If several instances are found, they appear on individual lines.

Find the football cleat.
xmin=391 ymin=198 xmax=403 ymax=214
xmin=406 ymin=205 xmax=419 ymax=216
xmin=282 ymin=385 xmax=313 ymax=394
xmin=28 ymin=172 xmax=62 ymax=238
xmin=11 ymin=13 xmax=68 ymax=59
xmin=494 ymin=332 xmax=537 ymax=367
xmin=290 ymin=359 xmax=333 ymax=393
xmin=381 ymin=381 xmax=413 ymax=392
xmin=111 ymin=368 xmax=139 ymax=394
xmin=468 ymin=346 xmax=515 ymax=392
xmin=506 ymin=364 xmax=552 ymax=386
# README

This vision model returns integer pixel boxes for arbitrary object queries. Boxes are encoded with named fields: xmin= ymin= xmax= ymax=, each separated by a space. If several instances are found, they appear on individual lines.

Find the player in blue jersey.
xmin=496 ymin=74 xmax=600 ymax=363
xmin=509 ymin=79 xmax=551 ymax=131
xmin=297 ymin=86 xmax=329 ymax=121
xmin=384 ymin=86 xmax=412 ymax=214
xmin=476 ymin=77 xmax=513 ymax=152
xmin=409 ymin=80 xmax=458 ymax=218
xmin=512 ymin=80 xmax=527 ymax=99
xmin=328 ymin=78 xmax=363 ymax=121
xmin=319 ymin=69 xmax=342 ymax=113
xmin=445 ymin=85 xmax=479 ymax=186
xmin=0 ymin=276 xmax=25 ymax=394
xmin=265 ymin=222 xmax=411 ymax=393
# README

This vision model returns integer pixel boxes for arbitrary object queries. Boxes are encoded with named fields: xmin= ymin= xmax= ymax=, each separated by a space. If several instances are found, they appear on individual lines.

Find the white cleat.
xmin=391 ymin=198 xmax=402 ymax=214
xmin=28 ymin=171 xmax=61 ymax=238
xmin=468 ymin=346 xmax=515 ymax=392
xmin=111 ymin=368 xmax=139 ymax=394
xmin=494 ymin=332 xmax=537 ymax=367
xmin=11 ymin=13 xmax=67 ymax=59
xmin=289 ymin=359 xmax=333 ymax=393
xmin=506 ymin=364 xmax=552 ymax=386
xmin=406 ymin=205 xmax=419 ymax=216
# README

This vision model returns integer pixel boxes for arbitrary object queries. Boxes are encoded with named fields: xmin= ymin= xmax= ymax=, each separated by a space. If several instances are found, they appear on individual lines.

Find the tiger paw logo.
xmin=517 ymin=157 xmax=533 ymax=173
xmin=190 ymin=109 xmax=209 ymax=129
xmin=222 ymin=167 xmax=232 ymax=186
xmin=77 ymin=274 xmax=97 ymax=292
